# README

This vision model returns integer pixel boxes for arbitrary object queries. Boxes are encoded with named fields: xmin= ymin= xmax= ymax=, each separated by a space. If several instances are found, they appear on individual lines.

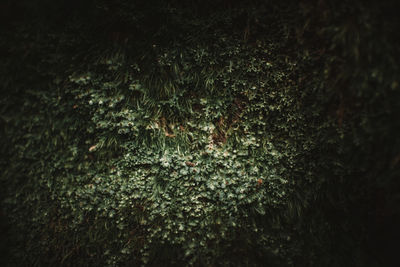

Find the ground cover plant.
xmin=1 ymin=0 xmax=399 ymax=266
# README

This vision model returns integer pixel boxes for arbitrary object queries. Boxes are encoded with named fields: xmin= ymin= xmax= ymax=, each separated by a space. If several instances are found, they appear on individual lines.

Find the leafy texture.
xmin=1 ymin=0 xmax=399 ymax=266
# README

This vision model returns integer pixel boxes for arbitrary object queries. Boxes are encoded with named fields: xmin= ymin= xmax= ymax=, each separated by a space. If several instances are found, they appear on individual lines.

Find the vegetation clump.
xmin=1 ymin=0 xmax=399 ymax=266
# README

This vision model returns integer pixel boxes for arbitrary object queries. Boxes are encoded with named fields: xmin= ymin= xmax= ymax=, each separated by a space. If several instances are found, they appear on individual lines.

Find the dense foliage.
xmin=1 ymin=0 xmax=399 ymax=266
